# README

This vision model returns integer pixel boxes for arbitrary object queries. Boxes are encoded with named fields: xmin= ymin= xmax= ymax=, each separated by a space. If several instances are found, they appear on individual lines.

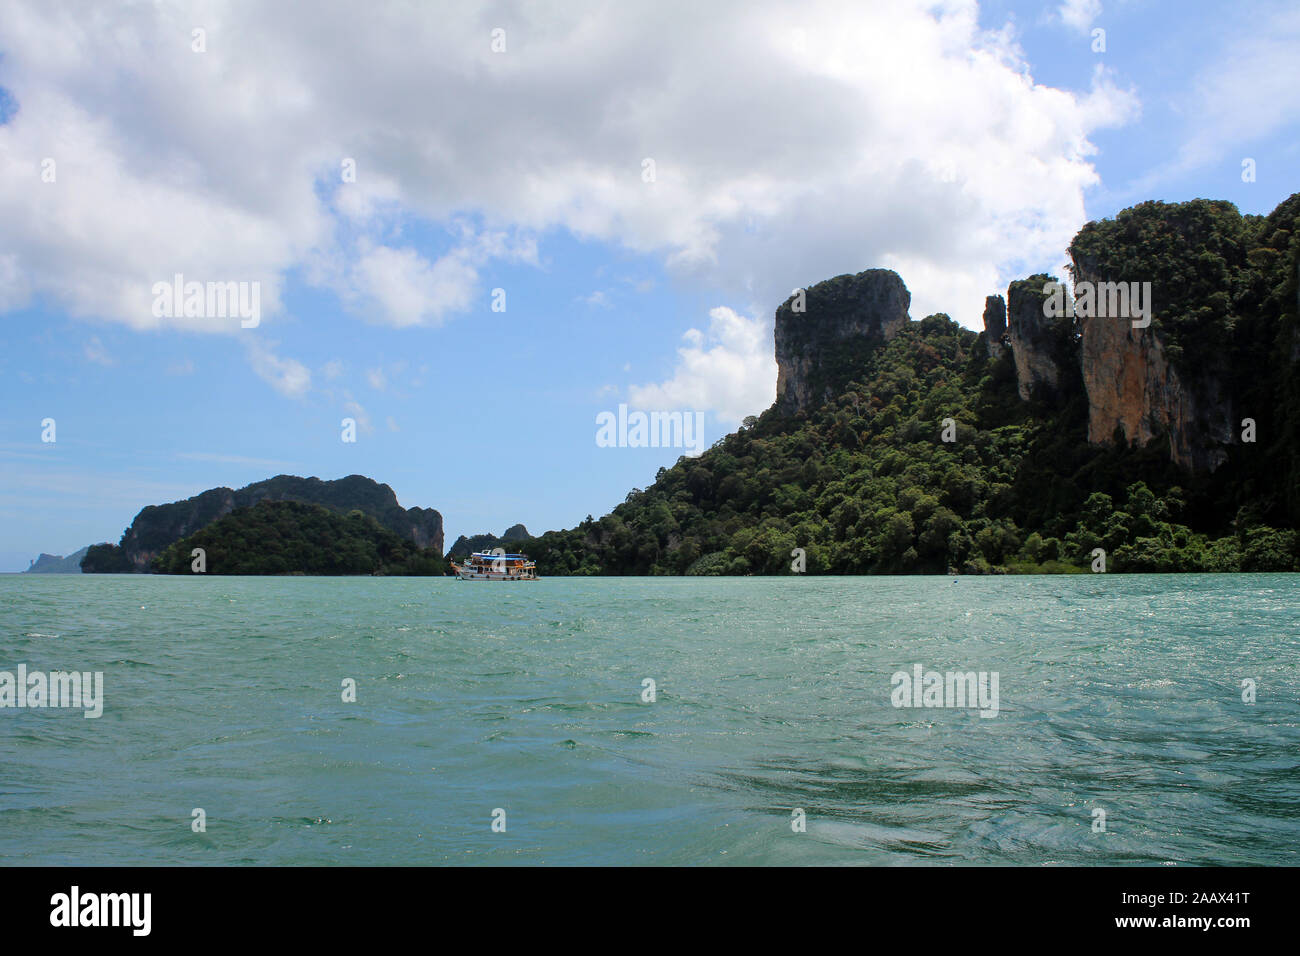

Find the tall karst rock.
xmin=1004 ymin=275 xmax=1072 ymax=403
xmin=1066 ymin=199 xmax=1256 ymax=473
xmin=774 ymin=268 xmax=911 ymax=415
xmin=982 ymin=294 xmax=1007 ymax=360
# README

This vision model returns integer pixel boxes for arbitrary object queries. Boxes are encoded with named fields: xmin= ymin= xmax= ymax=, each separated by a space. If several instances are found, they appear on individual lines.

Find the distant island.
xmin=23 ymin=547 xmax=88 ymax=573
xmin=61 ymin=193 xmax=1299 ymax=577
xmin=80 ymin=475 xmax=447 ymax=576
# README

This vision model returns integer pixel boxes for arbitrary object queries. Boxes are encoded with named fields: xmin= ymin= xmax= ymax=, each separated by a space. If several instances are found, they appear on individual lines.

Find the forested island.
xmin=80 ymin=475 xmax=447 ymax=576
xmin=152 ymin=500 xmax=447 ymax=575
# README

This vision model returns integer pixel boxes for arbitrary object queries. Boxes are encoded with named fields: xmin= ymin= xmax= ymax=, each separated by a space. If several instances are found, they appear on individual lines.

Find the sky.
xmin=1 ymin=0 xmax=1298 ymax=571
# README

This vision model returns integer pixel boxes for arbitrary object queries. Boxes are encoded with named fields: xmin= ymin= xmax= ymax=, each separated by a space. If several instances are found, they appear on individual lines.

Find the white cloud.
xmin=628 ymin=306 xmax=776 ymax=424
xmin=245 ymin=339 xmax=311 ymax=398
xmin=1059 ymin=0 xmax=1102 ymax=34
xmin=326 ymin=231 xmax=535 ymax=328
xmin=0 ymin=0 xmax=1144 ymax=372
xmin=348 ymin=243 xmax=476 ymax=328
xmin=366 ymin=366 xmax=387 ymax=390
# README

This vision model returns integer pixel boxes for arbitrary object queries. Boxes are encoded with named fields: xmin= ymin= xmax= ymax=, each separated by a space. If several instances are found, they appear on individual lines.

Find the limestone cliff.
xmin=982 ymin=295 xmax=1007 ymax=360
xmin=775 ymin=269 xmax=911 ymax=415
xmin=1005 ymin=276 xmax=1070 ymax=402
xmin=1071 ymin=262 xmax=1232 ymax=472
xmin=1058 ymin=196 xmax=1298 ymax=474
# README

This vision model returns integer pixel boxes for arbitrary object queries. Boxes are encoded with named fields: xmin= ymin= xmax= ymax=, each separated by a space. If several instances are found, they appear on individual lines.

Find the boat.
xmin=450 ymin=551 xmax=539 ymax=581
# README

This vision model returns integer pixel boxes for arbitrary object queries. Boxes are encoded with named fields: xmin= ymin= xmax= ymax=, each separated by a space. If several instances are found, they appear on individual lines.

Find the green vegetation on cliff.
xmin=517 ymin=194 xmax=1300 ymax=576
xmin=1071 ymin=193 xmax=1300 ymax=516
xmin=152 ymin=500 xmax=448 ymax=575
xmin=81 ymin=543 xmax=133 ymax=573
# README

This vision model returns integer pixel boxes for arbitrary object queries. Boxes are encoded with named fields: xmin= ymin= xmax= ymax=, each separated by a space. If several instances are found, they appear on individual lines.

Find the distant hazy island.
xmin=23 ymin=547 xmax=88 ymax=573
xmin=52 ymin=193 xmax=1300 ymax=576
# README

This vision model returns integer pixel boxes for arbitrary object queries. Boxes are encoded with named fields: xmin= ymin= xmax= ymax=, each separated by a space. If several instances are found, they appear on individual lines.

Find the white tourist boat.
xmin=450 ymin=551 xmax=539 ymax=581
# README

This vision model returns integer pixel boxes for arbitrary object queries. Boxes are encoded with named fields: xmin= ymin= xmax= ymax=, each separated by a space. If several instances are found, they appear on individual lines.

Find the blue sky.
xmin=1 ymin=0 xmax=1298 ymax=571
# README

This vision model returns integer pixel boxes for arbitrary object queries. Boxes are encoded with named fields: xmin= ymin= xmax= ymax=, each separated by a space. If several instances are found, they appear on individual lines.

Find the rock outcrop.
xmin=775 ymin=269 xmax=911 ymax=415
xmin=982 ymin=295 xmax=1007 ymax=359
xmin=1005 ymin=276 xmax=1069 ymax=402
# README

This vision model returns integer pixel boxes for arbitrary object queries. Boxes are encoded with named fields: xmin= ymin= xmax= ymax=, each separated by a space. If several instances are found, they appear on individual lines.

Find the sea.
xmin=1 ymin=574 xmax=1297 ymax=865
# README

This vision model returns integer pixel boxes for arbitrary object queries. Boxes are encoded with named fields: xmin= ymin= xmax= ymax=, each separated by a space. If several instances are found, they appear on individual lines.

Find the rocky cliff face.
xmin=120 ymin=487 xmax=237 ymax=571
xmin=982 ymin=295 xmax=1007 ymax=359
xmin=1057 ymin=195 xmax=1299 ymax=474
xmin=1005 ymin=276 xmax=1069 ymax=402
xmin=775 ymin=269 xmax=911 ymax=415
xmin=1071 ymin=263 xmax=1232 ymax=472
xmin=117 ymin=474 xmax=444 ymax=570
xmin=399 ymin=508 xmax=446 ymax=551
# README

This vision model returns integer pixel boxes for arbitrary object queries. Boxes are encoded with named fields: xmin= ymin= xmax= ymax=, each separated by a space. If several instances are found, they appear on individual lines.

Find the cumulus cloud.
xmin=328 ymin=231 xmax=533 ymax=328
xmin=628 ymin=306 xmax=776 ymax=424
xmin=0 ymin=0 xmax=1146 ymax=411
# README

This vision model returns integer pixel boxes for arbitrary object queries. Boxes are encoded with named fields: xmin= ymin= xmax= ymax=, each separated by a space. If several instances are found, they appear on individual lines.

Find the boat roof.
xmin=471 ymin=552 xmax=529 ymax=559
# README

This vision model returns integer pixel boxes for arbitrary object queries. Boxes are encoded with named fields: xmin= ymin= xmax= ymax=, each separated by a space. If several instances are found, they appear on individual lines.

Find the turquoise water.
xmin=1 ymin=574 xmax=1297 ymax=865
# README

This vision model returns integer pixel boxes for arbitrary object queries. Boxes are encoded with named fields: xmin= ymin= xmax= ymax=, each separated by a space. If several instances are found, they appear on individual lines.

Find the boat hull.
xmin=450 ymin=558 xmax=538 ymax=581
xmin=454 ymin=570 xmax=537 ymax=581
